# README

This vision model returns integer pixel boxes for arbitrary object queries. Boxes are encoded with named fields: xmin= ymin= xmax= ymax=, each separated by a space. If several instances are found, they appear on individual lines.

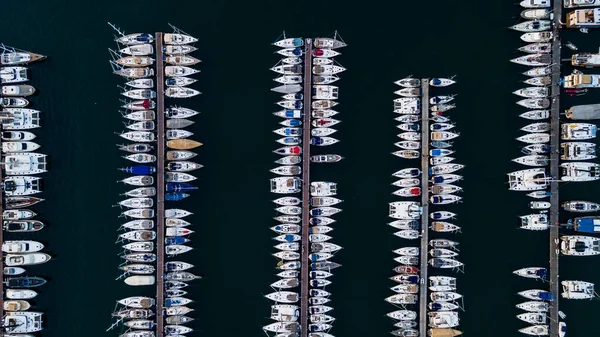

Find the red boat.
xmin=274 ymin=146 xmax=301 ymax=155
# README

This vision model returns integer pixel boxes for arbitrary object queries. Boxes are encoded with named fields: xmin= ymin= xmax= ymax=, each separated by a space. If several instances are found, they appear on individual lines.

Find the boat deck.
xmin=548 ymin=3 xmax=562 ymax=337
xmin=418 ymin=80 xmax=430 ymax=337
xmin=300 ymin=38 xmax=313 ymax=337
xmin=155 ymin=32 xmax=165 ymax=337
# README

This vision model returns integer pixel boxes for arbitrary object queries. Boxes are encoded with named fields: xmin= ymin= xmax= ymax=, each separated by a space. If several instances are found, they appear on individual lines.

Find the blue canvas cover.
xmin=540 ymin=292 xmax=554 ymax=301
xmin=575 ymin=217 xmax=600 ymax=233
xmin=122 ymin=165 xmax=156 ymax=175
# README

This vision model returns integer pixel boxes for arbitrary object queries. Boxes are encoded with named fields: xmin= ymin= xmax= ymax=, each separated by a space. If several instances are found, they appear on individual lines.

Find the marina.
xmin=390 ymin=75 xmax=463 ymax=337
xmin=108 ymin=24 xmax=201 ymax=337
xmin=2 ymin=2 xmax=600 ymax=337
xmin=268 ymin=33 xmax=346 ymax=337
xmin=0 ymin=44 xmax=49 ymax=335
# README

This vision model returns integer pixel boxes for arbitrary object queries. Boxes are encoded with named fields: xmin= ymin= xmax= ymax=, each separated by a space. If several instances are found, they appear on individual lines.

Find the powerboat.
xmin=562 ymin=200 xmax=600 ymax=212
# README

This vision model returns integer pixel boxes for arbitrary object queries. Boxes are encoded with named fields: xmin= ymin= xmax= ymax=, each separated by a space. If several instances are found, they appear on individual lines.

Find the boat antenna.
xmin=109 ymin=60 xmax=122 ymax=73
xmin=107 ymin=22 xmax=125 ymax=37
xmin=167 ymin=23 xmax=195 ymax=46
xmin=115 ymin=271 xmax=129 ymax=281
xmin=333 ymin=30 xmax=346 ymax=45
xmin=272 ymin=31 xmax=286 ymax=45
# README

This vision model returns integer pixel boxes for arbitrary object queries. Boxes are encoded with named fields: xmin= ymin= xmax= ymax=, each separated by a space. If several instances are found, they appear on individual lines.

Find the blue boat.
xmin=569 ymin=216 xmax=600 ymax=233
xmin=5 ymin=276 xmax=46 ymax=288
xmin=285 ymin=119 xmax=302 ymax=127
xmin=165 ymin=297 xmax=188 ymax=307
xmin=166 ymin=182 xmax=197 ymax=192
xmin=166 ymin=192 xmax=190 ymax=201
xmin=120 ymin=165 xmax=156 ymax=175
xmin=166 ymin=236 xmax=189 ymax=245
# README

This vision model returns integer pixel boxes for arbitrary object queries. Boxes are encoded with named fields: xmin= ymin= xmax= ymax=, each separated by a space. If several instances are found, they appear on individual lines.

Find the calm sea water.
xmin=0 ymin=0 xmax=598 ymax=336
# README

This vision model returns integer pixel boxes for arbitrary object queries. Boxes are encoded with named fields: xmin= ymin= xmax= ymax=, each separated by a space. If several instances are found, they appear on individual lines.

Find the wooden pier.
xmin=155 ymin=32 xmax=165 ymax=337
xmin=300 ymin=38 xmax=313 ymax=337
xmin=548 ymin=3 xmax=562 ymax=336
xmin=0 ymin=132 xmax=4 ymax=320
xmin=418 ymin=80 xmax=430 ymax=337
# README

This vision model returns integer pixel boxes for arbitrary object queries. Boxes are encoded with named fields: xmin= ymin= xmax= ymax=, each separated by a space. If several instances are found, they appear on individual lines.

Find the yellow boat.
xmin=167 ymin=139 xmax=203 ymax=150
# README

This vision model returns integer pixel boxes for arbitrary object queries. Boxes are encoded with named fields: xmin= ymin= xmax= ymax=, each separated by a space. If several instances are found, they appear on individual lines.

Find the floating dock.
xmin=419 ymin=80 xmax=430 ymax=337
xmin=548 ymin=3 xmax=562 ymax=336
xmin=155 ymin=32 xmax=165 ymax=337
xmin=300 ymin=38 xmax=313 ymax=337
xmin=0 ymin=132 xmax=4 ymax=320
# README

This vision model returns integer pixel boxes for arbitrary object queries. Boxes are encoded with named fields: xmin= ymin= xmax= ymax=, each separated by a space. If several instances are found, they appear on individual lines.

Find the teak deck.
xmin=155 ymin=32 xmax=165 ymax=337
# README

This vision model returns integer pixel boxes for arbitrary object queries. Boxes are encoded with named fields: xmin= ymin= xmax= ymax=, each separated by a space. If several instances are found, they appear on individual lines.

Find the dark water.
xmin=0 ymin=0 xmax=598 ymax=336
